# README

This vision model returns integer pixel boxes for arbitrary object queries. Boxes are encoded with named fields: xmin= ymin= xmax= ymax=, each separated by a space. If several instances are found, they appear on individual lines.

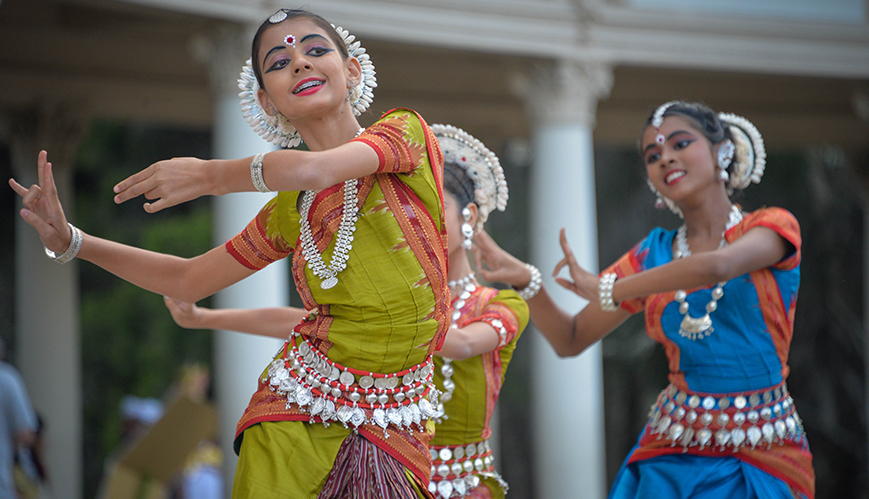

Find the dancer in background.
xmin=11 ymin=8 xmax=448 ymax=498
xmin=473 ymin=101 xmax=814 ymax=498
xmin=165 ymin=124 xmax=530 ymax=499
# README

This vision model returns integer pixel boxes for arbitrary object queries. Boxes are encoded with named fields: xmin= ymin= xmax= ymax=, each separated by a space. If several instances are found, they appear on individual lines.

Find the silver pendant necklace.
xmin=673 ymin=205 xmax=742 ymax=341
xmin=299 ymin=128 xmax=365 ymax=290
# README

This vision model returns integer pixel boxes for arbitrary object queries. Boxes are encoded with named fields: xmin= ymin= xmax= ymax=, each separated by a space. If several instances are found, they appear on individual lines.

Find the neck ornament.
xmin=447 ymin=272 xmax=475 ymax=291
xmin=673 ymin=205 xmax=743 ymax=341
xmin=434 ymin=277 xmax=477 ymax=421
xmin=299 ymin=128 xmax=365 ymax=290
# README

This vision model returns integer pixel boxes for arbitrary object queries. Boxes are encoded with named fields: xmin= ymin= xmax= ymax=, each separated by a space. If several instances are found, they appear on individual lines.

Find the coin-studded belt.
xmin=266 ymin=333 xmax=440 ymax=436
xmin=647 ymin=381 xmax=805 ymax=452
xmin=427 ymin=439 xmax=507 ymax=498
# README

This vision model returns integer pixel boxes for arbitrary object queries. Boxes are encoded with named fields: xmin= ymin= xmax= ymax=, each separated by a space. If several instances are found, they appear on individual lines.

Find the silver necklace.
xmin=299 ymin=128 xmax=365 ymax=290
xmin=673 ymin=205 xmax=742 ymax=341
xmin=435 ymin=275 xmax=477 ymax=420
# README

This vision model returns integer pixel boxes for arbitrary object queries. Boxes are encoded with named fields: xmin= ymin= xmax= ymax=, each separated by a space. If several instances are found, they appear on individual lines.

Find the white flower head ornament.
xmin=431 ymin=124 xmax=509 ymax=235
xmin=646 ymin=101 xmax=766 ymax=217
xmin=237 ymin=11 xmax=377 ymax=148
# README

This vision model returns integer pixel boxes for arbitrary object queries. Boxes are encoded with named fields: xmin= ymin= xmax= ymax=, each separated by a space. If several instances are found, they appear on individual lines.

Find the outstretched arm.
xmin=112 ymin=142 xmax=380 ymax=213
xmin=607 ymin=227 xmax=789 ymax=304
xmin=163 ymin=298 xmax=308 ymax=339
xmin=474 ymin=225 xmax=789 ymax=357
xmin=473 ymin=230 xmax=629 ymax=356
xmin=10 ymin=151 xmax=254 ymax=302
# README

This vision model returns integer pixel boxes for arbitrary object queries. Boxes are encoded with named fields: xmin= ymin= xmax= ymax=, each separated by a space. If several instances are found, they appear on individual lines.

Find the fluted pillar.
xmin=514 ymin=60 xmax=613 ymax=499
xmin=197 ymin=25 xmax=288 ymax=494
xmin=6 ymin=104 xmax=86 ymax=499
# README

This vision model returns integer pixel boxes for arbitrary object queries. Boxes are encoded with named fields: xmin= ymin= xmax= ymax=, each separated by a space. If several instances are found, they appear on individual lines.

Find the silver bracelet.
xmin=515 ymin=263 xmax=542 ymax=301
xmin=598 ymin=272 xmax=619 ymax=312
xmin=250 ymin=152 xmax=272 ymax=193
xmin=44 ymin=223 xmax=82 ymax=264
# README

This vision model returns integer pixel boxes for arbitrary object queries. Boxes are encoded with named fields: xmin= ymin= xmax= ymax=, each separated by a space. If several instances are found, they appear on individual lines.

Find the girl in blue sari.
xmin=473 ymin=101 xmax=814 ymax=498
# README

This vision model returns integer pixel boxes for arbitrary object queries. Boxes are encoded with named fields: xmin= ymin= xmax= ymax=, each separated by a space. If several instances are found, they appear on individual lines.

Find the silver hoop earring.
xmin=461 ymin=207 xmax=474 ymax=250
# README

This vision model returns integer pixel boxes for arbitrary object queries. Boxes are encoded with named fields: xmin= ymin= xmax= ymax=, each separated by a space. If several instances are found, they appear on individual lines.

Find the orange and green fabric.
xmin=225 ymin=109 xmax=447 ymax=498
xmin=431 ymin=287 xmax=528 ymax=498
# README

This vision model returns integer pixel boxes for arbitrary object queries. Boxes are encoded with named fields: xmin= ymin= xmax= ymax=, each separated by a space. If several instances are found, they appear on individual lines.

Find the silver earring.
xmin=718 ymin=140 xmax=735 ymax=170
xmin=461 ymin=207 xmax=474 ymax=250
xmin=718 ymin=168 xmax=730 ymax=182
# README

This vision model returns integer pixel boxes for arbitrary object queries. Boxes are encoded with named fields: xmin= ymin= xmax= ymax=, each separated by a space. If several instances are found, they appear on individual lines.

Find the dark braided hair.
xmin=443 ymin=162 xmax=476 ymax=209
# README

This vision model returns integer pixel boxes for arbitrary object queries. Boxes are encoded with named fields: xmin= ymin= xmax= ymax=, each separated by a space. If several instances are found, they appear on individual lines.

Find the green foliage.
xmin=73 ymin=120 xmax=213 ymax=499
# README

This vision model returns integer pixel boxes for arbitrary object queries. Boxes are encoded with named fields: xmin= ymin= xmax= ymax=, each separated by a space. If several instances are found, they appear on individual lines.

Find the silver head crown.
xmin=431 ymin=124 xmax=508 ymax=234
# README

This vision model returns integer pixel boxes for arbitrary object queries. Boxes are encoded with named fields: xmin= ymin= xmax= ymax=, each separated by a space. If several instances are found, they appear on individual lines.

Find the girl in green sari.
xmin=164 ymin=124 xmax=532 ymax=499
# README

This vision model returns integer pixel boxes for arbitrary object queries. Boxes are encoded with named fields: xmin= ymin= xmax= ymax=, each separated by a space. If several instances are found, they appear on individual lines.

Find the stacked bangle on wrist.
xmin=250 ymin=152 xmax=272 ymax=193
xmin=45 ymin=223 xmax=82 ymax=264
xmin=598 ymin=272 xmax=619 ymax=312
xmin=515 ymin=263 xmax=542 ymax=301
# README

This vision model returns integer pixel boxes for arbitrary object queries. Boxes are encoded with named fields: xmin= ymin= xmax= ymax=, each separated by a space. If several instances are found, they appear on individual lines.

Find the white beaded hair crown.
xmin=431 ymin=124 xmax=508 ymax=234
xmin=237 ymin=11 xmax=377 ymax=148
xmin=647 ymin=101 xmax=767 ymax=216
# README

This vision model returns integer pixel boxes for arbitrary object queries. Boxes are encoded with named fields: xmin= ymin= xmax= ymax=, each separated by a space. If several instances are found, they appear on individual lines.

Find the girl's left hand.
xmin=113 ymin=157 xmax=212 ymax=213
xmin=553 ymin=228 xmax=599 ymax=301
xmin=164 ymin=296 xmax=203 ymax=329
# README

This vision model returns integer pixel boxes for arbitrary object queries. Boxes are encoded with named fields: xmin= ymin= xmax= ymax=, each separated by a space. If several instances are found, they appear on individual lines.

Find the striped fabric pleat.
xmin=318 ymin=433 xmax=430 ymax=499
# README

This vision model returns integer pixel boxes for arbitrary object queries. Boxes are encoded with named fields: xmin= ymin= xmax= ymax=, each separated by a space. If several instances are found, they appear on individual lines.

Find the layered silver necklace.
xmin=434 ymin=273 xmax=477 ymax=420
xmin=673 ymin=205 xmax=743 ymax=341
xmin=299 ymin=128 xmax=365 ymax=290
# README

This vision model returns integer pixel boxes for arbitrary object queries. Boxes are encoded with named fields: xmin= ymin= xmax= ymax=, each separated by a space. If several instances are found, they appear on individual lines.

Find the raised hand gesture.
xmin=9 ymin=151 xmax=74 ymax=256
xmin=552 ymin=228 xmax=599 ymax=301
xmin=472 ymin=230 xmax=532 ymax=289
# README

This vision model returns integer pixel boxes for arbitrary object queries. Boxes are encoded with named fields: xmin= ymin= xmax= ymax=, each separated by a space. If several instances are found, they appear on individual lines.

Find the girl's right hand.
xmin=9 ymin=151 xmax=74 ymax=255
xmin=473 ymin=230 xmax=534 ymax=289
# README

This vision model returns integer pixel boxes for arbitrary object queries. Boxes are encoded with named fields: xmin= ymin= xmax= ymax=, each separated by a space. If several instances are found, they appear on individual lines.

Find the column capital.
xmin=2 ymin=103 xmax=88 ymax=186
xmin=190 ymin=23 xmax=259 ymax=99
xmin=512 ymin=59 xmax=613 ymax=129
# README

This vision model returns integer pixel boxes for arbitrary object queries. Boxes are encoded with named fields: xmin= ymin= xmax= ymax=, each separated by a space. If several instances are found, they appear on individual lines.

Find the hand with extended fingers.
xmin=552 ymin=228 xmax=599 ymax=301
xmin=8 ymin=150 xmax=74 ymax=256
xmin=112 ymin=156 xmax=212 ymax=213
xmin=472 ymin=230 xmax=533 ymax=289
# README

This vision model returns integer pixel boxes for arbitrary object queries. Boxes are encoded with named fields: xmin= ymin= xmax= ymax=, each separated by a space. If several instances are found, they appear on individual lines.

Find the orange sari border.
xmin=628 ymin=428 xmax=814 ymax=498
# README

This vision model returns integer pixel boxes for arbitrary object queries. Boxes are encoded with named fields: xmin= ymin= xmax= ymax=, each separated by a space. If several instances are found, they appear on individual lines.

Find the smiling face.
xmin=642 ymin=115 xmax=724 ymax=204
xmin=254 ymin=18 xmax=360 ymax=123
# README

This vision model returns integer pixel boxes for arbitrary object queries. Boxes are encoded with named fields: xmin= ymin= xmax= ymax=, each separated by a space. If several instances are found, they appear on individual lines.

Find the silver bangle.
xmin=250 ymin=152 xmax=272 ymax=193
xmin=515 ymin=263 xmax=542 ymax=301
xmin=45 ymin=223 xmax=82 ymax=264
xmin=599 ymin=272 xmax=618 ymax=312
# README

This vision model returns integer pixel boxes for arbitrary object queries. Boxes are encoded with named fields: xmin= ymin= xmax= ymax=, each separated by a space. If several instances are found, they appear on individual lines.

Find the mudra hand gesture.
xmin=472 ymin=230 xmax=534 ymax=289
xmin=9 ymin=151 xmax=74 ymax=255
xmin=552 ymin=228 xmax=600 ymax=302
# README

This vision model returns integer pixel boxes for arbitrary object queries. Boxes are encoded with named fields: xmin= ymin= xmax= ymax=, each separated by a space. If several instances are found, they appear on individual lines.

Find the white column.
xmin=515 ymin=60 xmax=612 ymax=499
xmin=199 ymin=27 xmax=288 ymax=494
xmin=8 ymin=106 xmax=86 ymax=499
